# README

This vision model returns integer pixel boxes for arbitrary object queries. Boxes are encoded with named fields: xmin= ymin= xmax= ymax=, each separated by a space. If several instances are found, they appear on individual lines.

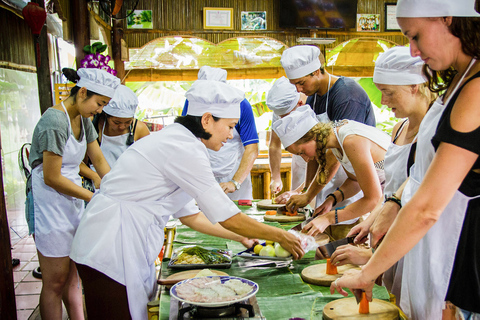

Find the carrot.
xmin=359 ymin=291 xmax=369 ymax=314
xmin=325 ymin=258 xmax=338 ymax=275
xmin=285 ymin=210 xmax=298 ymax=216
xmin=265 ymin=210 xmax=277 ymax=215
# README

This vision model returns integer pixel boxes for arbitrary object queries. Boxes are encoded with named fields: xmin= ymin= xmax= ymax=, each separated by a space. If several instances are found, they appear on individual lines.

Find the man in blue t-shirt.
xmin=278 ymin=45 xmax=376 ymax=212
xmin=182 ymin=66 xmax=259 ymax=200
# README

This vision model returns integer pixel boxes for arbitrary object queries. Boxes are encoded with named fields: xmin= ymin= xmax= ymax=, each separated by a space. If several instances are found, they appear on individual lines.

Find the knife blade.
xmin=353 ymin=289 xmax=364 ymax=304
xmin=316 ymin=236 xmax=356 ymax=258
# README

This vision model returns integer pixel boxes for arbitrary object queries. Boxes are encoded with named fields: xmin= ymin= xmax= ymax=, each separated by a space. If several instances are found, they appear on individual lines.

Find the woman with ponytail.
xmin=29 ymin=68 xmax=119 ymax=319
xmin=273 ymin=105 xmax=390 ymax=240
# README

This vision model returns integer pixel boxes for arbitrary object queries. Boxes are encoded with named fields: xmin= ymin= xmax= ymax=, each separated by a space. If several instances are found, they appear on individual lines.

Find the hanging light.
xmin=22 ymin=2 xmax=47 ymax=65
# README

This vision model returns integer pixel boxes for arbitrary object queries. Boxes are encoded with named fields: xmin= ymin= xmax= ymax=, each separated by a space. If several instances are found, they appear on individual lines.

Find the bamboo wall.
xmin=0 ymin=8 xmax=36 ymax=69
xmin=123 ymin=0 xmax=405 ymax=49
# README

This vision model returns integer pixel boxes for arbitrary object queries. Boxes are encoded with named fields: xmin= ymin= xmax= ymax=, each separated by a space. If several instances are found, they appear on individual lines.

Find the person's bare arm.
xmin=86 ymin=140 xmax=110 ymax=178
xmin=79 ymin=162 xmax=102 ymax=189
xmin=220 ymin=143 xmax=258 ymax=193
xmin=269 ymin=130 xmax=283 ymax=194
xmin=180 ymin=212 xmax=257 ymax=248
xmin=220 ymin=212 xmax=305 ymax=259
xmin=133 ymin=120 xmax=150 ymax=141
xmin=43 ymin=151 xmax=93 ymax=202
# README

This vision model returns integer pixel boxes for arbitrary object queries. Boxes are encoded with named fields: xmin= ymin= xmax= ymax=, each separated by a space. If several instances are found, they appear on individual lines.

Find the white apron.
xmin=381 ymin=123 xmax=412 ymax=305
xmin=32 ymin=103 xmax=86 ymax=257
xmin=400 ymin=59 xmax=477 ymax=320
xmin=99 ymin=121 xmax=129 ymax=167
xmin=209 ymin=128 xmax=253 ymax=200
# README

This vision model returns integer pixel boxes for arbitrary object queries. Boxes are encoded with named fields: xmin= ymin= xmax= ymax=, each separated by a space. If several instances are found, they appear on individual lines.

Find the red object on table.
xmin=238 ymin=200 xmax=252 ymax=206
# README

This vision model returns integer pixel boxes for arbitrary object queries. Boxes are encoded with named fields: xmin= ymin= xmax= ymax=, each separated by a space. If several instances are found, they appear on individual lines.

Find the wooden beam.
xmin=72 ymin=0 xmax=89 ymax=69
xmin=113 ymin=19 xmax=125 ymax=83
xmin=33 ymin=0 xmax=53 ymax=114
xmin=125 ymin=67 xmax=287 ymax=82
xmin=0 ymin=127 xmax=17 ymax=320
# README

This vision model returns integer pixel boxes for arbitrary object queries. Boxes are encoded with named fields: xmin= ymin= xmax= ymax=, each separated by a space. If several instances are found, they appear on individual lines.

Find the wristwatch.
xmin=231 ymin=179 xmax=241 ymax=190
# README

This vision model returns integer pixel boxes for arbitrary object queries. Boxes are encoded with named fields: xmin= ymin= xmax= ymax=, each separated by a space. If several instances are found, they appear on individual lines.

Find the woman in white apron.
xmin=273 ymin=106 xmax=391 ymax=239
xmin=331 ymin=1 xmax=480 ymax=319
xmin=29 ymin=68 xmax=119 ymax=319
xmin=331 ymin=46 xmax=434 ymax=306
xmin=79 ymin=84 xmax=150 ymax=188
xmin=70 ymin=80 xmax=304 ymax=320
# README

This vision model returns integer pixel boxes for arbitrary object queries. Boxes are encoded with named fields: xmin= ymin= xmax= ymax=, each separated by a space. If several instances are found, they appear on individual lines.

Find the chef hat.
xmin=266 ymin=77 xmax=300 ymax=116
xmin=281 ymin=45 xmax=321 ymax=80
xmin=373 ymin=46 xmax=427 ymax=85
xmin=185 ymin=80 xmax=244 ymax=118
xmin=198 ymin=66 xmax=227 ymax=83
xmin=396 ymin=0 xmax=480 ymax=17
xmin=272 ymin=105 xmax=318 ymax=148
xmin=76 ymin=68 xmax=120 ymax=98
xmin=103 ymin=85 xmax=138 ymax=118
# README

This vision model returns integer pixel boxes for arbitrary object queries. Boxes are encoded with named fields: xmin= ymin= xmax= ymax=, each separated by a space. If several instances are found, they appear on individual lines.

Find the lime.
xmin=253 ymin=244 xmax=264 ymax=255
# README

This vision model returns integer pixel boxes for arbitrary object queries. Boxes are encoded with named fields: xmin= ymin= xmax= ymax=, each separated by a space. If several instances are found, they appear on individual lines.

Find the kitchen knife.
xmin=316 ymin=236 xmax=356 ymax=258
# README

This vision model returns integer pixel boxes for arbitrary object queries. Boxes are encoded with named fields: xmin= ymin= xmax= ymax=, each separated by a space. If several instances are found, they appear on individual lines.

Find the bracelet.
xmin=326 ymin=193 xmax=337 ymax=207
xmin=335 ymin=208 xmax=339 ymax=224
xmin=302 ymin=187 xmax=308 ymax=193
xmin=336 ymin=188 xmax=345 ymax=202
xmin=385 ymin=196 xmax=402 ymax=208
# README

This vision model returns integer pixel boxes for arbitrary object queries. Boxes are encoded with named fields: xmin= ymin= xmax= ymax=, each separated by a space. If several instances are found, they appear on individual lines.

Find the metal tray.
xmin=168 ymin=246 xmax=233 ymax=269
xmin=236 ymin=252 xmax=292 ymax=261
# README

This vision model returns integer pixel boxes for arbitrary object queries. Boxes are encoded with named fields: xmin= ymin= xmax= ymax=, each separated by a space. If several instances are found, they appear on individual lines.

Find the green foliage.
xmin=140 ymin=10 xmax=152 ymax=22
xmin=83 ymin=42 xmax=107 ymax=54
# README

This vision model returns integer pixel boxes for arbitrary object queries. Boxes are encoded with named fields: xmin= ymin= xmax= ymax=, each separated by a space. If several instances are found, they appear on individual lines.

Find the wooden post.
xmin=33 ymin=0 xmax=52 ymax=114
xmin=72 ymin=0 xmax=90 ymax=69
xmin=0 ymin=128 xmax=17 ymax=320
xmin=112 ymin=19 xmax=125 ymax=83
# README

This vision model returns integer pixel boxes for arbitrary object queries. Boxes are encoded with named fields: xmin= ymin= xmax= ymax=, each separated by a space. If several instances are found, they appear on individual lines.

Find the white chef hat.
xmin=281 ymin=45 xmax=321 ymax=80
xmin=198 ymin=66 xmax=227 ymax=83
xmin=373 ymin=46 xmax=427 ymax=85
xmin=185 ymin=80 xmax=244 ymax=118
xmin=76 ymin=68 xmax=120 ymax=98
xmin=266 ymin=77 xmax=300 ymax=116
xmin=272 ymin=105 xmax=318 ymax=148
xmin=396 ymin=0 xmax=480 ymax=17
xmin=103 ymin=85 xmax=138 ymax=118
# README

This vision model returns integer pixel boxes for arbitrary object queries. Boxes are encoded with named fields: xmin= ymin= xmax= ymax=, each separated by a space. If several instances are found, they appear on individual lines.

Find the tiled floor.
xmin=11 ymin=235 xmax=41 ymax=320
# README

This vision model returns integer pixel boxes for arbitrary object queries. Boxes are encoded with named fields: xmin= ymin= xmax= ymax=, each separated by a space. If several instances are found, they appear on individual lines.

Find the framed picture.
xmin=385 ymin=3 xmax=401 ymax=31
xmin=241 ymin=11 xmax=266 ymax=30
xmin=356 ymin=14 xmax=380 ymax=32
xmin=203 ymin=7 xmax=234 ymax=29
xmin=126 ymin=10 xmax=152 ymax=29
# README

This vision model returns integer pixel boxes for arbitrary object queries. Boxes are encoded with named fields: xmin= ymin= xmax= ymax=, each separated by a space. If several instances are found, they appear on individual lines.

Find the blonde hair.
xmin=294 ymin=122 xmax=333 ymax=185
xmin=416 ymin=82 xmax=439 ymax=108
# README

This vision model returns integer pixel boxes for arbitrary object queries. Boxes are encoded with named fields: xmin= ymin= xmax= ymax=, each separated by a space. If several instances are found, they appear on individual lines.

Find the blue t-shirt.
xmin=182 ymin=99 xmax=259 ymax=146
xmin=306 ymin=76 xmax=376 ymax=126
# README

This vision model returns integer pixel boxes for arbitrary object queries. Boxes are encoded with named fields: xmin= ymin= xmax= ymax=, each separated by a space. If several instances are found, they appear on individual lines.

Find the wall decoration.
xmin=356 ymin=14 xmax=380 ymax=32
xmin=204 ymin=7 xmax=234 ymax=29
xmin=241 ymin=11 xmax=266 ymax=30
xmin=126 ymin=10 xmax=152 ymax=29
xmin=385 ymin=3 xmax=401 ymax=31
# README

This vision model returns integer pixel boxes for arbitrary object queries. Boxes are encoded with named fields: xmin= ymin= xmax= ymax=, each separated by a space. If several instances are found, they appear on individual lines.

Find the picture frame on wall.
xmin=126 ymin=10 xmax=152 ymax=29
xmin=204 ymin=7 xmax=234 ymax=29
xmin=356 ymin=14 xmax=380 ymax=32
xmin=241 ymin=11 xmax=267 ymax=30
xmin=385 ymin=3 xmax=401 ymax=31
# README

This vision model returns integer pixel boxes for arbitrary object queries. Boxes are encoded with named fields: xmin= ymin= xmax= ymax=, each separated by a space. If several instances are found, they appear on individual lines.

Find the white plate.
xmin=170 ymin=276 xmax=259 ymax=307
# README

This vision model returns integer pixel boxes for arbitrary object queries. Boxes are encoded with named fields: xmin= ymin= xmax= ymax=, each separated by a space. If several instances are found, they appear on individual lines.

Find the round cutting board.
xmin=314 ymin=233 xmax=330 ymax=247
xmin=301 ymin=263 xmax=360 ymax=286
xmin=157 ymin=270 xmax=228 ymax=288
xmin=264 ymin=213 xmax=305 ymax=222
xmin=323 ymin=297 xmax=399 ymax=319
xmin=257 ymin=199 xmax=286 ymax=210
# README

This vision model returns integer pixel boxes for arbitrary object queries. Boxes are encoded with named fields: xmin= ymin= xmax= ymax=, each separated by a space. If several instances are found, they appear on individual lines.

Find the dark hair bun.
xmin=62 ymin=68 xmax=80 ymax=83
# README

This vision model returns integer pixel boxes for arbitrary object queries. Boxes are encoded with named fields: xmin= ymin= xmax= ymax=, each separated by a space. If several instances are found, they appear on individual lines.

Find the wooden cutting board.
xmin=301 ymin=263 xmax=360 ymax=286
xmin=314 ymin=233 xmax=330 ymax=247
xmin=323 ymin=297 xmax=399 ymax=319
xmin=157 ymin=270 xmax=228 ymax=288
xmin=256 ymin=199 xmax=286 ymax=210
xmin=264 ymin=213 xmax=306 ymax=222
